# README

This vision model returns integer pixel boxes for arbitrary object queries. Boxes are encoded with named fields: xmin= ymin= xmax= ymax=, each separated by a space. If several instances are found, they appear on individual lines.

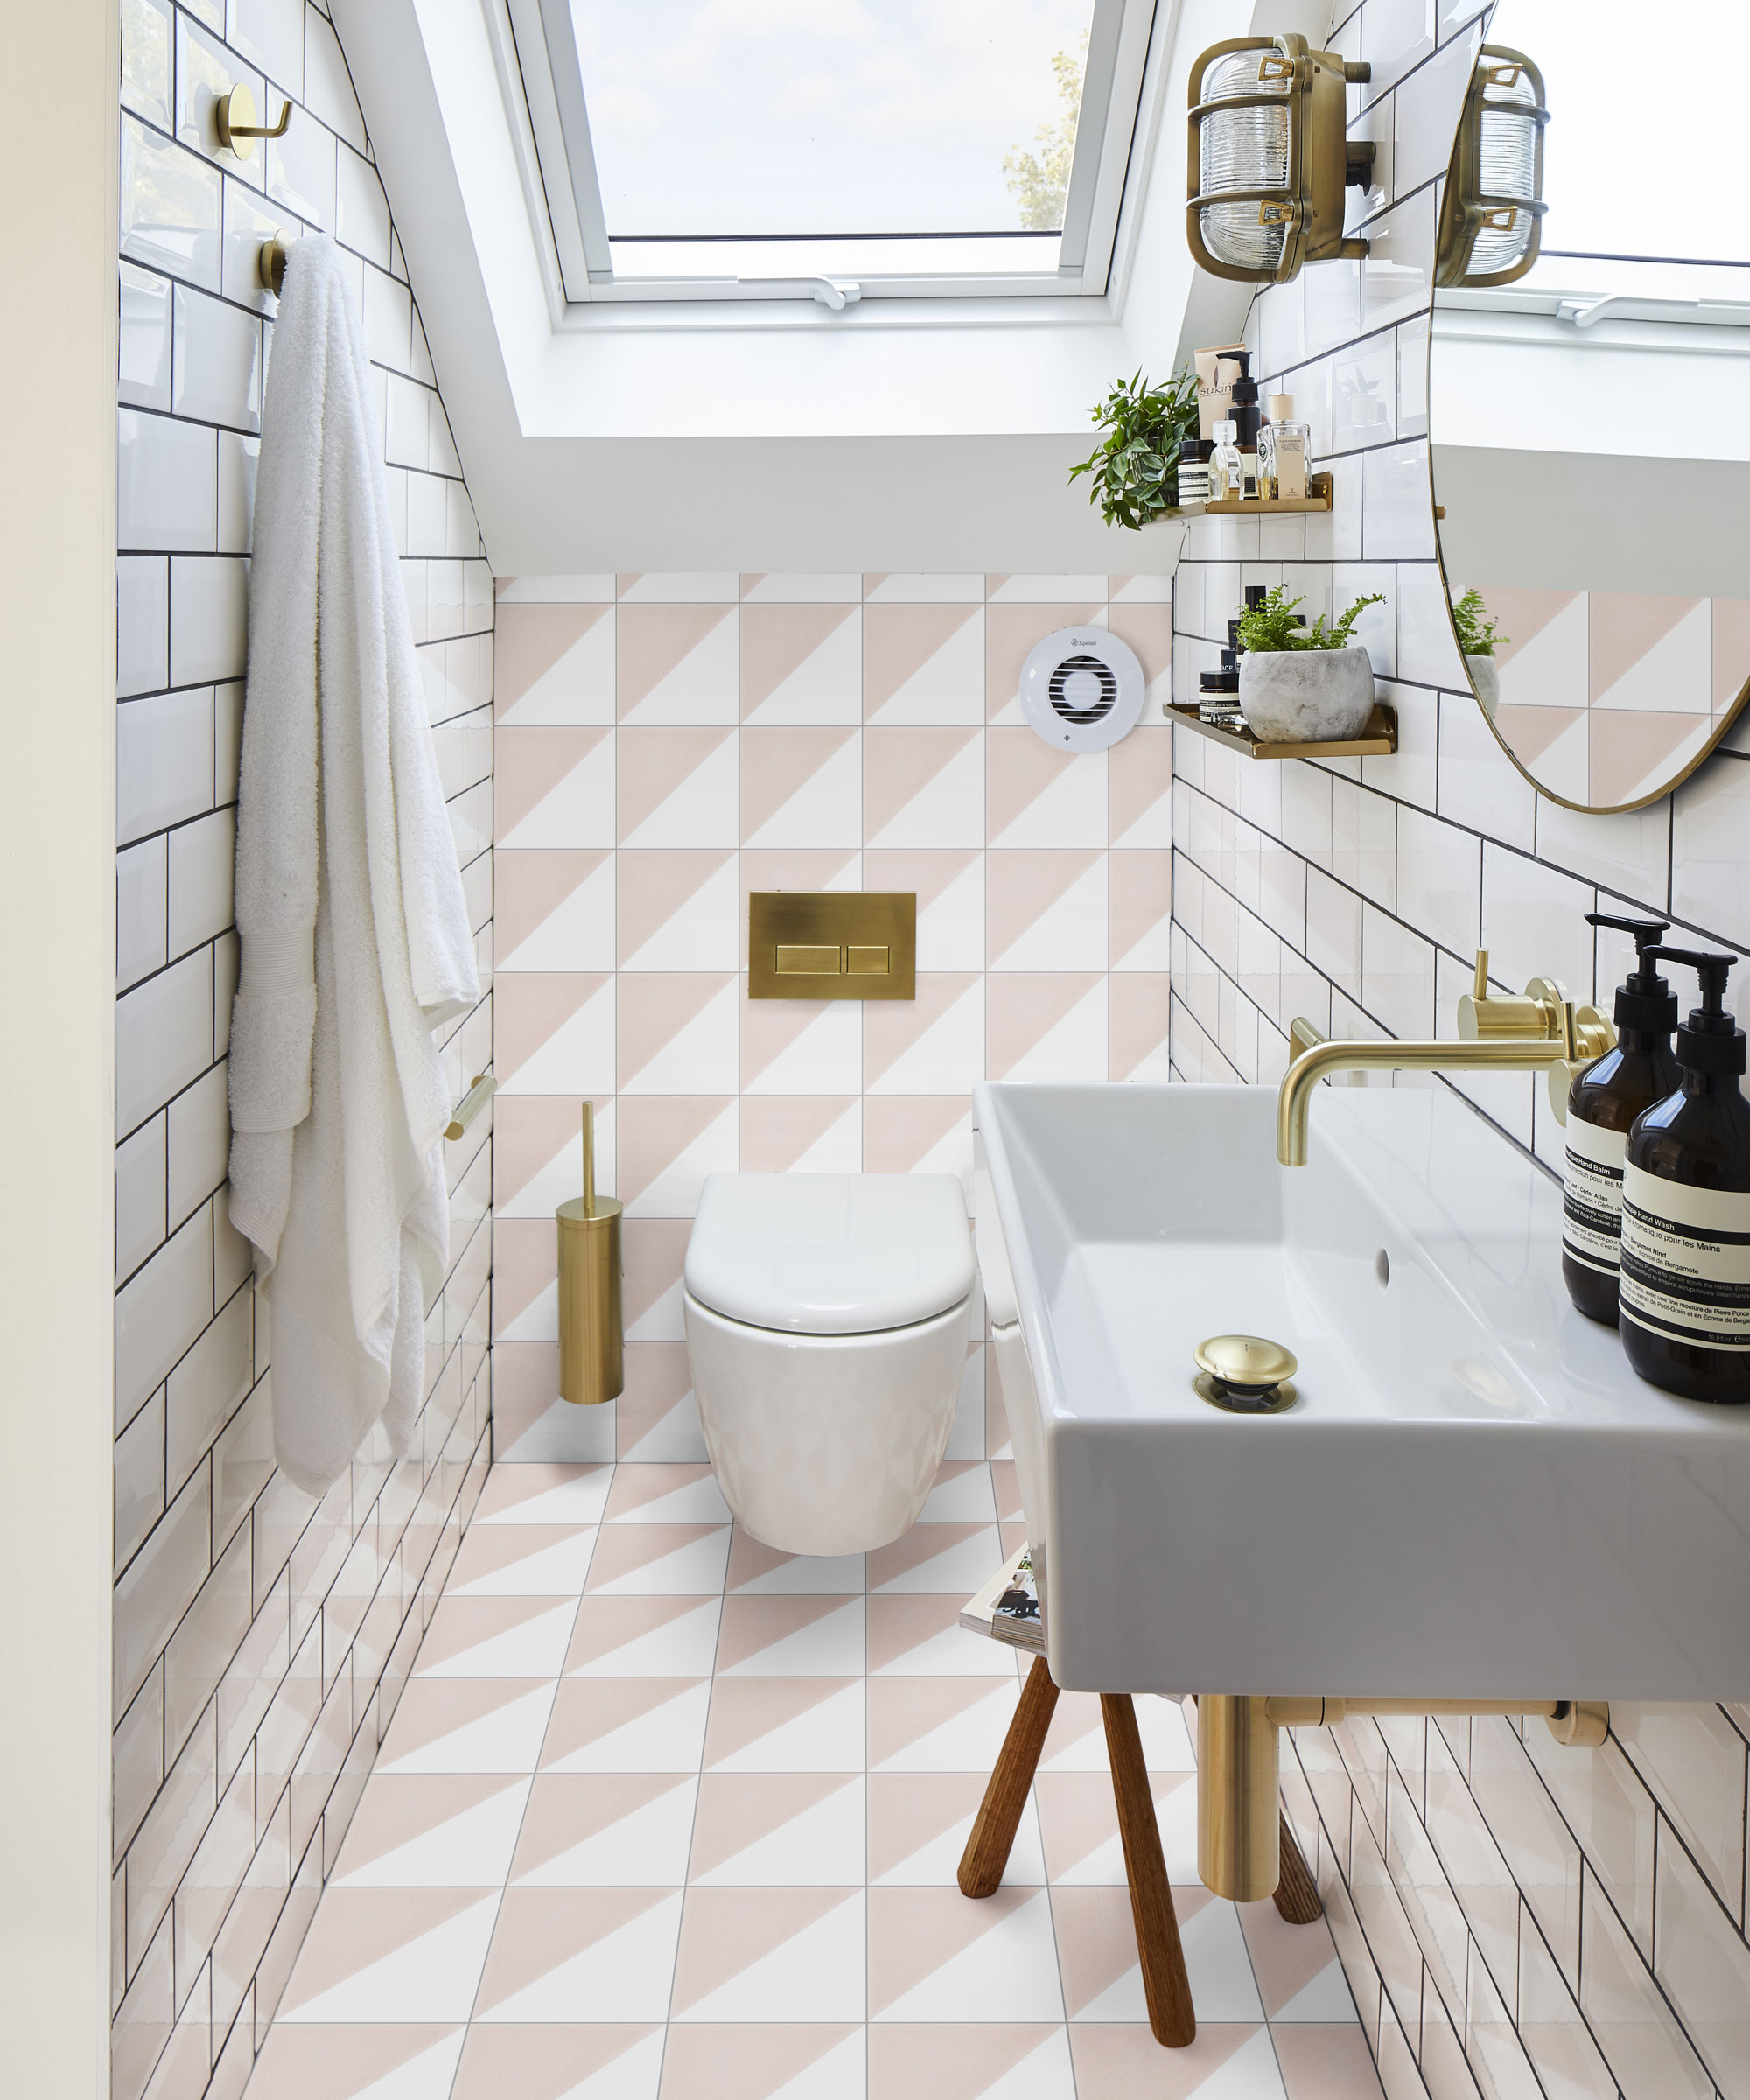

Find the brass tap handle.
xmin=1458 ymin=950 xmax=1569 ymax=1043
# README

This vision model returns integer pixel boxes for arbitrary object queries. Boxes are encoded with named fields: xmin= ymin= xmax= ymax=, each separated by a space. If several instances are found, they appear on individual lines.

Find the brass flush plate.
xmin=748 ymin=892 xmax=916 ymax=1000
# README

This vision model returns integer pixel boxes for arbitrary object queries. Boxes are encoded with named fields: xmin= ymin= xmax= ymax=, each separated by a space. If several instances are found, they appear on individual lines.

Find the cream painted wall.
xmin=0 ymin=0 xmax=120 ymax=2090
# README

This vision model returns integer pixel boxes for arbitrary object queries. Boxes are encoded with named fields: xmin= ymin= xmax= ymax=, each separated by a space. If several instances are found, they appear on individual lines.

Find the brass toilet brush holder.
xmin=556 ymin=1102 xmax=623 ymax=1405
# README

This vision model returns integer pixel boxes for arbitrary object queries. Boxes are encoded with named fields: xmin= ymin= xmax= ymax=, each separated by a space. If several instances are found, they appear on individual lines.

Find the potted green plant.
xmin=1235 ymin=585 xmax=1387 ymax=743
xmin=1451 ymin=588 xmax=1508 ymax=719
xmin=1068 ymin=369 xmax=1200 ymax=530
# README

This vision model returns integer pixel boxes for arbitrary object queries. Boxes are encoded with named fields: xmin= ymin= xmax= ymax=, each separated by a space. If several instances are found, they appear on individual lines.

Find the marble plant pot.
xmin=1240 ymin=644 xmax=1376 ymax=743
xmin=1467 ymin=651 xmax=1501 ymax=720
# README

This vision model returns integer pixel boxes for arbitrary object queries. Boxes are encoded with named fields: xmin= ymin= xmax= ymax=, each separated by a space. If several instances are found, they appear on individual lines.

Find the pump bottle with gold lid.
xmin=1562 ymin=914 xmax=1679 ymax=1325
xmin=1620 ymin=947 xmax=1750 ymax=1404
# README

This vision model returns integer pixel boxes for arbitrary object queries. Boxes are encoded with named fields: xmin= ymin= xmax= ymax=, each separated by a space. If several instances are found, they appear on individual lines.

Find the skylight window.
xmin=510 ymin=0 xmax=1158 ymax=304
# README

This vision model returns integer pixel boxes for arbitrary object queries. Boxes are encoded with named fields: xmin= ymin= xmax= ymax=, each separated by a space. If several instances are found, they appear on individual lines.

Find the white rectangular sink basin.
xmin=972 ymin=1081 xmax=1750 ymax=1703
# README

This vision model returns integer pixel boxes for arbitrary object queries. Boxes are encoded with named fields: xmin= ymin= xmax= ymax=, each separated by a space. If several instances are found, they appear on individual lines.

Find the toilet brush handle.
xmin=582 ymin=1101 xmax=597 ymax=1218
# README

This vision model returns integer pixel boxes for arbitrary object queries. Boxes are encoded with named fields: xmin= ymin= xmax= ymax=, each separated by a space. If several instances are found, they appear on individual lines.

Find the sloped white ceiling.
xmin=332 ymin=0 xmax=1268 ymax=571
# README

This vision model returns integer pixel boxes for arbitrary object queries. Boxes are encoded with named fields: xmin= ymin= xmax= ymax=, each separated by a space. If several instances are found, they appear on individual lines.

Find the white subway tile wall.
xmin=1191 ymin=7 xmax=1750 ymax=2097
xmin=111 ymin=4 xmax=494 ymax=2095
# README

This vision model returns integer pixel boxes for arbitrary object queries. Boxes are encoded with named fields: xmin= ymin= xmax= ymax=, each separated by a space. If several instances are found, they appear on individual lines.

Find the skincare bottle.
xmin=1228 ymin=352 xmax=1261 ymax=497
xmin=1562 ymin=914 xmax=1678 ymax=1326
xmin=1195 ymin=343 xmax=1247 ymax=441
xmin=1259 ymin=393 xmax=1310 ymax=501
xmin=1198 ymin=658 xmax=1241 ymax=722
xmin=1620 ymin=946 xmax=1750 ymax=1404
xmin=1210 ymin=420 xmax=1242 ymax=502
xmin=1176 ymin=439 xmax=1211 ymax=508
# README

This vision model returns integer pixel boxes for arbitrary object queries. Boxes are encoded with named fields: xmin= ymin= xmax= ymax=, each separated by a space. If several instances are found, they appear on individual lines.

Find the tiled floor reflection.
xmin=245 ymin=1462 xmax=1377 ymax=2099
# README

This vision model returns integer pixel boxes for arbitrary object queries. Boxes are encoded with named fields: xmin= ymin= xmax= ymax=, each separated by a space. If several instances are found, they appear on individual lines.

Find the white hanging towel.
xmin=228 ymin=235 xmax=480 ymax=1496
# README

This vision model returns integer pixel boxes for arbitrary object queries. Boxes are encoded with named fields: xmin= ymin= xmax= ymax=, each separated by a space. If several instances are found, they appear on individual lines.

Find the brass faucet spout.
xmin=1277 ymin=1035 xmax=1570 ymax=1166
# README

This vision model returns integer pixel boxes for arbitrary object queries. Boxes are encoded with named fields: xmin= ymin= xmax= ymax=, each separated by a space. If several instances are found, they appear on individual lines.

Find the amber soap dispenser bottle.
xmin=1562 ymin=914 xmax=1679 ymax=1324
xmin=1620 ymin=947 xmax=1750 ymax=1404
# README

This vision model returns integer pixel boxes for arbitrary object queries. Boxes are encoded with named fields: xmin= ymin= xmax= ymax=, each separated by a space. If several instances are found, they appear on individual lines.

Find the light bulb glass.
xmin=1195 ymin=49 xmax=1292 ymax=272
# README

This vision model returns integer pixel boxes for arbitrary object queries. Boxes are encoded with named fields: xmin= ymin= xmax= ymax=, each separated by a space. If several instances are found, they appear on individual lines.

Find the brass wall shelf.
xmin=1165 ymin=698 xmax=1396 ymax=760
xmin=1201 ymin=472 xmax=1334 ymax=516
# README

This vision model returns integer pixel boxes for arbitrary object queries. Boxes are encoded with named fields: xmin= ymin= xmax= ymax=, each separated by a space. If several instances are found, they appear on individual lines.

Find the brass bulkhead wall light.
xmin=1435 ymin=45 xmax=1550 ymax=288
xmin=1186 ymin=34 xmax=1376 ymax=284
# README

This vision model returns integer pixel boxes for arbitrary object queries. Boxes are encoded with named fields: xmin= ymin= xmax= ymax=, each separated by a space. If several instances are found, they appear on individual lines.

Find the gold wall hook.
xmin=215 ymin=85 xmax=291 ymax=158
xmin=258 ymin=237 xmax=288 ymax=296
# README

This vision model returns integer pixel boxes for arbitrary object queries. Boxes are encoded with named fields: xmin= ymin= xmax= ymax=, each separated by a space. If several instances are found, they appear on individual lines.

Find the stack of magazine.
xmin=959 ymin=1543 xmax=1045 ymax=1656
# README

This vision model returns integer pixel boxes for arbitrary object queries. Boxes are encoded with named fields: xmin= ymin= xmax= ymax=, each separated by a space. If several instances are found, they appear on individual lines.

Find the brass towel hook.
xmin=257 ymin=237 xmax=289 ymax=296
xmin=215 ymin=85 xmax=291 ymax=158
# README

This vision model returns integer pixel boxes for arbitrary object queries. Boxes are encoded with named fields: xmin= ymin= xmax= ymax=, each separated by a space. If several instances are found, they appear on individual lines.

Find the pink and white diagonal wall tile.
xmin=492 ymin=574 xmax=1179 ymax=1461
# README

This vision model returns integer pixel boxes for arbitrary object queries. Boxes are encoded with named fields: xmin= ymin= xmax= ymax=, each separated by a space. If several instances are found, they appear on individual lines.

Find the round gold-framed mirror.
xmin=1431 ymin=0 xmax=1750 ymax=814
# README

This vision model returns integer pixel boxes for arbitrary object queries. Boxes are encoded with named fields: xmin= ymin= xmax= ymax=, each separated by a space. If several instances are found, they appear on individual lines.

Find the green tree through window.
xmin=1004 ymin=34 xmax=1088 ymax=231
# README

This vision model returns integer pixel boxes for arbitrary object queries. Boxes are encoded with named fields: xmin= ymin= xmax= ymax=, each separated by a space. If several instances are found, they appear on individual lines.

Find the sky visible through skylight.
xmin=569 ymin=0 xmax=1096 ymax=242
xmin=1498 ymin=0 xmax=1745 ymax=271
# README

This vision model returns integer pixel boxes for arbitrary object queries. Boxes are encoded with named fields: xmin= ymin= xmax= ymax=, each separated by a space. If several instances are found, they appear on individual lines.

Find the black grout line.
xmin=1171 ymin=753 xmax=1744 ymax=972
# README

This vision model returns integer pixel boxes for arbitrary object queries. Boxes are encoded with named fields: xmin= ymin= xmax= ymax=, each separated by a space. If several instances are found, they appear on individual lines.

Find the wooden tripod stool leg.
xmin=1274 ymin=1810 xmax=1323 ymax=1922
xmin=1101 ymin=1693 xmax=1196 ymax=2048
xmin=958 ymin=1655 xmax=1060 ymax=1898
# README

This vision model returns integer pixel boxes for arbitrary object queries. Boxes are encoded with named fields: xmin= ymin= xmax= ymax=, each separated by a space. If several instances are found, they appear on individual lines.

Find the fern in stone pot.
xmin=1451 ymin=587 xmax=1508 ymax=719
xmin=1235 ymin=585 xmax=1385 ymax=744
xmin=1068 ymin=369 xmax=1200 ymax=529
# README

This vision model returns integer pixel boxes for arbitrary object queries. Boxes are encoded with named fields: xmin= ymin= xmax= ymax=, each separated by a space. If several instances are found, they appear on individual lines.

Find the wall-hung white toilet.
xmin=682 ymin=1172 xmax=975 ymax=1556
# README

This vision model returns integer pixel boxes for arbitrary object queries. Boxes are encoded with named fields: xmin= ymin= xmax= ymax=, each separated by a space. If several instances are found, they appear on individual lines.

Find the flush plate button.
xmin=750 ymin=892 xmax=916 ymax=1000
xmin=775 ymin=943 xmax=843 ymax=976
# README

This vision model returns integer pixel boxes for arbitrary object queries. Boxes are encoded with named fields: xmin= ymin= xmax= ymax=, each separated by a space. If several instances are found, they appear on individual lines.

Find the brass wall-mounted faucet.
xmin=1277 ymin=950 xmax=1615 ymax=1166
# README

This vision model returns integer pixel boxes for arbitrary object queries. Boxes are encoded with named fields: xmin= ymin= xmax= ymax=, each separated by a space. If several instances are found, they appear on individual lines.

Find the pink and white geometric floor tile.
xmin=245 ymin=1463 xmax=1379 ymax=2100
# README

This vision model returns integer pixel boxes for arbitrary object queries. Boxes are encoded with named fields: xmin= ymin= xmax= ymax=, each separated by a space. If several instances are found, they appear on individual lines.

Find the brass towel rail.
xmin=445 ymin=1074 xmax=496 ymax=1141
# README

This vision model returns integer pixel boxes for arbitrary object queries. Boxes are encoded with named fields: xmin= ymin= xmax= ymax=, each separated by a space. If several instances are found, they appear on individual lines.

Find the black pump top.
xmin=1588 ymin=911 xmax=1678 ymax=1034
xmin=1645 ymin=945 xmax=1746 ymax=1076
xmin=1228 ymin=349 xmax=1258 ymax=405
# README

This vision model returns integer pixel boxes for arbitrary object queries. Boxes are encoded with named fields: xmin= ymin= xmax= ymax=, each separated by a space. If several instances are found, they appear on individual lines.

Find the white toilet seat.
xmin=683 ymin=1174 xmax=975 ymax=1555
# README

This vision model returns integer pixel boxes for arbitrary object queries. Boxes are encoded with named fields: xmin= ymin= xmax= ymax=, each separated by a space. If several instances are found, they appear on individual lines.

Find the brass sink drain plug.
xmin=1194 ymin=1334 xmax=1298 ymax=1414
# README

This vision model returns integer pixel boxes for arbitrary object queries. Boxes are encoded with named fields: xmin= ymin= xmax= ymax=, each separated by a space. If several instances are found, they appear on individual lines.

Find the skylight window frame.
xmin=505 ymin=0 xmax=1162 ymax=310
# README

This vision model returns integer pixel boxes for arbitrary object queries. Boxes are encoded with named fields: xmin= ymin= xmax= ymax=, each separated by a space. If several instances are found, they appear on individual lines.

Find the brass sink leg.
xmin=1198 ymin=1695 xmax=1280 ymax=1902
xmin=1197 ymin=1690 xmax=1610 ymax=1901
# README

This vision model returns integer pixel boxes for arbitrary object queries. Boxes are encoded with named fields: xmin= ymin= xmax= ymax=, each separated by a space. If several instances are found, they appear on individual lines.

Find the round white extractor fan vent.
xmin=1018 ymin=627 xmax=1146 ymax=752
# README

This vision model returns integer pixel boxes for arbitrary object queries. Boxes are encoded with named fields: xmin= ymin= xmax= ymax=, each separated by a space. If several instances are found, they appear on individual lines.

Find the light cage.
xmin=1435 ymin=45 xmax=1550 ymax=289
xmin=1186 ymin=34 xmax=1374 ymax=284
